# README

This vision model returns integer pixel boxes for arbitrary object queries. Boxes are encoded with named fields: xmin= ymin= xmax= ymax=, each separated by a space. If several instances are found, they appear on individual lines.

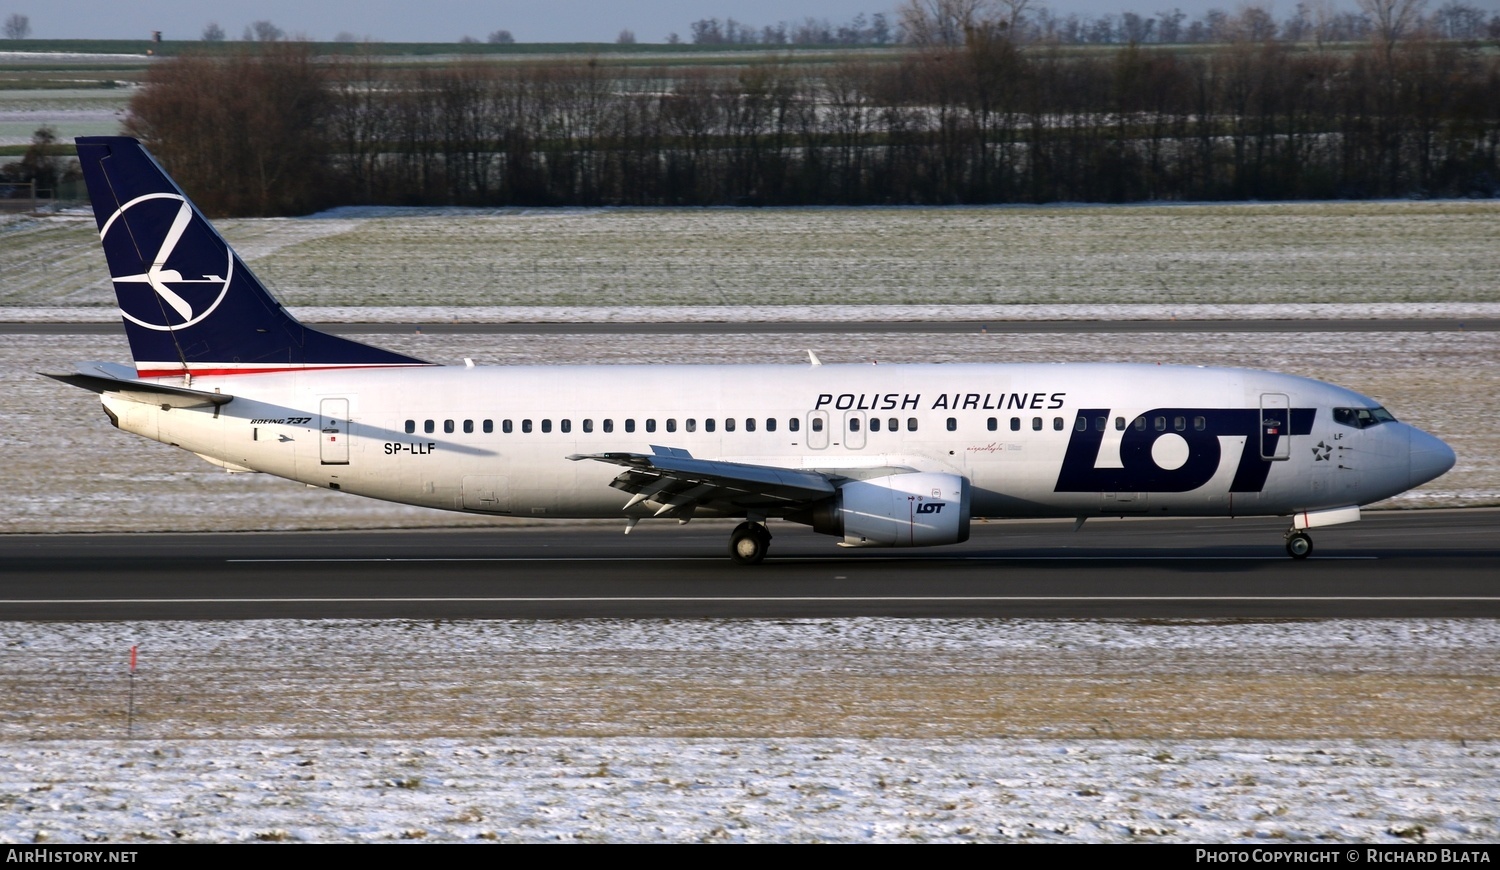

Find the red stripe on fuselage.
xmin=134 ymin=363 xmax=433 ymax=378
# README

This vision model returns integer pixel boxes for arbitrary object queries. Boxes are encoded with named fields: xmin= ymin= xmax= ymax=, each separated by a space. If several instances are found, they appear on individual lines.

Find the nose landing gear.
xmin=729 ymin=521 xmax=773 ymax=565
xmin=1285 ymin=530 xmax=1313 ymax=559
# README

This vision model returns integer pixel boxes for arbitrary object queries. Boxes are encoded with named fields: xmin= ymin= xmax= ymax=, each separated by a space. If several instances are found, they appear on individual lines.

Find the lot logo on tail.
xmin=100 ymin=193 xmax=233 ymax=331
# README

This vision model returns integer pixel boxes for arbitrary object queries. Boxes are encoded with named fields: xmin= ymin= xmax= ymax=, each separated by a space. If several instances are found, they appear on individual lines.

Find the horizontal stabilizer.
xmin=43 ymin=371 xmax=234 ymax=408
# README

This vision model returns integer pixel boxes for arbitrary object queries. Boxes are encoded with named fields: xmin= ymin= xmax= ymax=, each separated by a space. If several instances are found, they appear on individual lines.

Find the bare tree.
xmin=3 ymin=13 xmax=30 ymax=39
xmin=994 ymin=0 xmax=1033 ymax=37
xmin=1430 ymin=1 xmax=1487 ymax=39
xmin=202 ymin=22 xmax=225 ymax=42
xmin=898 ymin=0 xmax=997 ymax=46
xmin=487 ymin=29 xmax=514 ymax=44
xmin=616 ymin=29 xmax=636 ymax=45
xmin=1235 ymin=5 xmax=1279 ymax=41
xmin=1359 ymin=0 xmax=1427 ymax=55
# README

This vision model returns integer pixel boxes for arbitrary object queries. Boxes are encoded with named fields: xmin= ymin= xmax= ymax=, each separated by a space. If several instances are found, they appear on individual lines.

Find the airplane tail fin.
xmin=75 ymin=136 xmax=426 ymax=379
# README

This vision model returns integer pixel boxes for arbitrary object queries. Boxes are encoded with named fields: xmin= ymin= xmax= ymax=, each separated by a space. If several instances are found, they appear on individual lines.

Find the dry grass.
xmin=8 ymin=645 xmax=1497 ymax=742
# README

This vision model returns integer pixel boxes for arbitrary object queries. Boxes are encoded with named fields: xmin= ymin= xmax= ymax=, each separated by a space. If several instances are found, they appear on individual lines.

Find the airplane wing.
xmin=569 ymin=446 xmax=836 ymax=516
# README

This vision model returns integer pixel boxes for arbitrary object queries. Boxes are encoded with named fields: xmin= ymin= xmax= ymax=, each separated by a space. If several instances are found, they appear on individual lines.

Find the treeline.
xmin=124 ymin=39 xmax=1500 ymax=216
xmin=687 ymin=1 xmax=1500 ymax=47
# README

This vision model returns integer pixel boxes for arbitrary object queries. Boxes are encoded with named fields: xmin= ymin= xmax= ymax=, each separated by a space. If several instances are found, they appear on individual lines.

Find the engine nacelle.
xmin=797 ymin=472 xmax=971 ymax=548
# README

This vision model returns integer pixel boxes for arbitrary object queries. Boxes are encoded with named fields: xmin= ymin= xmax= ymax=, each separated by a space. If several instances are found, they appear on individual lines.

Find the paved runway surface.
xmin=2 ymin=510 xmax=1495 ymax=620
xmin=5 ymin=318 xmax=1498 ymax=336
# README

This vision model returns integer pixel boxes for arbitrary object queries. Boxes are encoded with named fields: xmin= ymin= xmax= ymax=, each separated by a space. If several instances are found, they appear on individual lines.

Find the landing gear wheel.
xmin=1285 ymin=531 xmax=1313 ymax=560
xmin=729 ymin=521 xmax=772 ymax=565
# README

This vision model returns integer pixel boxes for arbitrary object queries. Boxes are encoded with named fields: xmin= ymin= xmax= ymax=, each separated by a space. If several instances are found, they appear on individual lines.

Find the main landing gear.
xmin=729 ymin=521 xmax=773 ymax=565
xmin=1285 ymin=530 xmax=1313 ymax=560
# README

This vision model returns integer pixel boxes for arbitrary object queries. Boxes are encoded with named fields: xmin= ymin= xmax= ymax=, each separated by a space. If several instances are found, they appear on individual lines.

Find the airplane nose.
xmin=1409 ymin=427 xmax=1456 ymax=489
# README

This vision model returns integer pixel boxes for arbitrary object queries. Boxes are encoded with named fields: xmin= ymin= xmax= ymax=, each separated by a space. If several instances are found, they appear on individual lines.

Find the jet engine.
xmin=794 ymin=472 xmax=971 ymax=547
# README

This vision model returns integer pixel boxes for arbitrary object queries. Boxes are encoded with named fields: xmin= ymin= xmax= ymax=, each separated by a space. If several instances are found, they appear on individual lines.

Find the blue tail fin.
xmin=76 ymin=136 xmax=426 ymax=378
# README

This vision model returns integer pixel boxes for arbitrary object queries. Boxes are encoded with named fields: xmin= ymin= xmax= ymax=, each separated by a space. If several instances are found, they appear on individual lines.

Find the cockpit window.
xmin=1333 ymin=406 xmax=1397 ymax=429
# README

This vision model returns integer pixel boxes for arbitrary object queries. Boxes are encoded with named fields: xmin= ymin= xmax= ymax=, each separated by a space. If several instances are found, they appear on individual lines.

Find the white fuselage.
xmin=101 ymin=361 xmax=1439 ymax=523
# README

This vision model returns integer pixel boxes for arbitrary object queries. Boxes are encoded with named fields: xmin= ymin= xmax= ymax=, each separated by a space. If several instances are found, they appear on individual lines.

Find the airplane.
xmin=50 ymin=136 xmax=1456 ymax=564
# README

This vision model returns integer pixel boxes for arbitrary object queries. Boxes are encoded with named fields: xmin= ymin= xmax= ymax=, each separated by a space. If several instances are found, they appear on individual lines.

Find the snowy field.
xmin=2 ymin=619 xmax=1497 ymax=843
xmin=0 ymin=87 xmax=130 ymax=148
xmin=4 ymin=201 xmax=1499 ymax=311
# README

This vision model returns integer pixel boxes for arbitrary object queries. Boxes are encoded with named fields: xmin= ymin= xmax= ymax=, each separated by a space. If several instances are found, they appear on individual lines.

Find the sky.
xmin=15 ymin=0 xmax=1499 ymax=44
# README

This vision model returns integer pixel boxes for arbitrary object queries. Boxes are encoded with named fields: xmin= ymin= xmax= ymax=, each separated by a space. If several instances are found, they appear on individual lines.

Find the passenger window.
xmin=907 ymin=418 xmax=918 ymax=432
xmin=522 ymin=419 xmax=532 ymax=433
xmin=624 ymin=419 xmax=635 ymax=433
xmin=706 ymin=419 xmax=717 ymax=433
xmin=1032 ymin=417 xmax=1042 ymax=431
xmin=1174 ymin=416 xmax=1186 ymax=432
xmin=1095 ymin=417 xmax=1106 ymax=432
xmin=463 ymin=419 xmax=474 ymax=434
xmin=1194 ymin=416 xmax=1206 ymax=431
xmin=1154 ymin=416 xmax=1166 ymax=432
xmin=560 ymin=419 xmax=571 ymax=433
xmin=1075 ymin=417 xmax=1087 ymax=432
xmin=745 ymin=418 xmax=755 ymax=432
xmin=870 ymin=417 xmax=881 ymax=432
xmin=766 ymin=418 xmax=776 ymax=432
xmin=849 ymin=418 xmax=861 ymax=432
xmin=583 ymin=419 xmax=593 ymax=433
xmin=1010 ymin=417 xmax=1020 ymax=431
xmin=542 ymin=419 xmax=552 ymax=434
xmin=667 ymin=419 xmax=677 ymax=433
xmin=1053 ymin=417 xmax=1064 ymax=431
xmin=946 ymin=417 xmax=957 ymax=432
xmin=483 ymin=420 xmax=493 ymax=434
xmin=811 ymin=418 xmax=824 ymax=433
xmin=986 ymin=417 xmax=997 ymax=432
xmin=424 ymin=420 xmax=435 ymax=434
xmin=789 ymin=419 xmax=799 ymax=432
xmin=603 ymin=419 xmax=613 ymax=433
xmin=1115 ymin=416 xmax=1125 ymax=431
xmin=404 ymin=420 xmax=415 ymax=434
xmin=1134 ymin=416 xmax=1146 ymax=431
xmin=685 ymin=419 xmax=696 ymax=433
xmin=646 ymin=419 xmax=656 ymax=433
xmin=503 ymin=420 xmax=513 ymax=434
xmin=444 ymin=420 xmax=455 ymax=434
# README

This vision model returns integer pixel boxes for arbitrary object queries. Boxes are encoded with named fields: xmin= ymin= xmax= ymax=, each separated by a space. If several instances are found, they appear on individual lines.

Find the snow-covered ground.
xmin=6 ymin=202 xmax=1499 ymax=310
xmin=7 ymin=301 xmax=1500 ymax=324
xmin=3 ymin=619 xmax=1496 ymax=843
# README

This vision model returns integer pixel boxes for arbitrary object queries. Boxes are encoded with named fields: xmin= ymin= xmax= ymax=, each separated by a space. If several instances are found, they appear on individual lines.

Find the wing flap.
xmin=570 ymin=447 xmax=835 ymax=512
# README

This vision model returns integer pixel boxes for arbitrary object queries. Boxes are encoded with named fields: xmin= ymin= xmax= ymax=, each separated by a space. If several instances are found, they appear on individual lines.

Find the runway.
xmin=3 ymin=509 xmax=1496 ymax=620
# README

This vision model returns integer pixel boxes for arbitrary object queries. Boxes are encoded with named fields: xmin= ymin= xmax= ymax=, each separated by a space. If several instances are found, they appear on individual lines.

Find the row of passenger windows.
xmin=978 ymin=415 xmax=1207 ymax=433
xmin=403 ymin=414 xmax=1206 ymax=436
xmin=401 ymin=416 xmax=923 ymax=435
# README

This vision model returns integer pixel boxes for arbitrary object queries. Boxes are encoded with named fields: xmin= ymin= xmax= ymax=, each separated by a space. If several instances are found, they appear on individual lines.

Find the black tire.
xmin=1285 ymin=532 xmax=1313 ymax=560
xmin=729 ymin=522 xmax=769 ymax=565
